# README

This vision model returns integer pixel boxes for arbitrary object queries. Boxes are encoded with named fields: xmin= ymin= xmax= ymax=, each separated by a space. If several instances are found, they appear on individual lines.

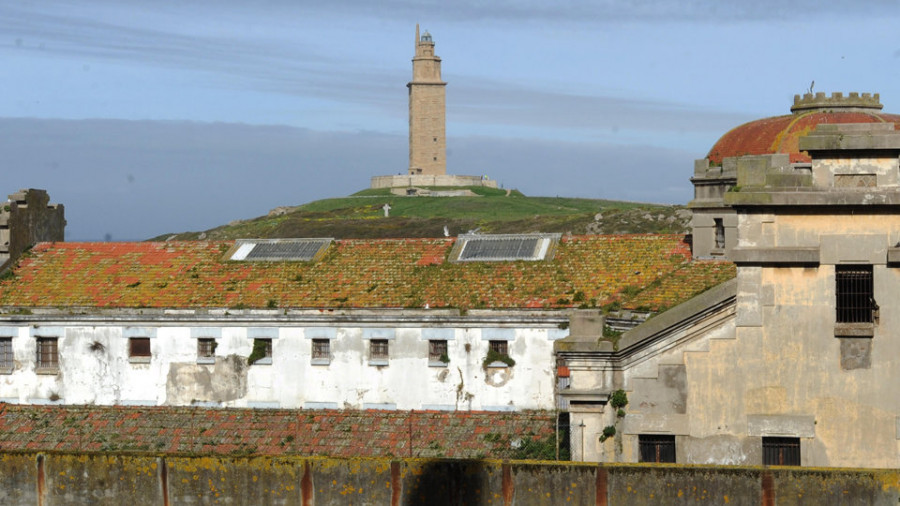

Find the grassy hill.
xmin=153 ymin=187 xmax=691 ymax=240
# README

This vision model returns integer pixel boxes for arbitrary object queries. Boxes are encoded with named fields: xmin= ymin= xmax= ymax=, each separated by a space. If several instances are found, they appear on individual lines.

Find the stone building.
xmin=0 ymin=232 xmax=728 ymax=413
xmin=558 ymin=92 xmax=900 ymax=468
xmin=370 ymin=26 xmax=497 ymax=190
xmin=689 ymin=92 xmax=900 ymax=259
xmin=408 ymin=24 xmax=446 ymax=177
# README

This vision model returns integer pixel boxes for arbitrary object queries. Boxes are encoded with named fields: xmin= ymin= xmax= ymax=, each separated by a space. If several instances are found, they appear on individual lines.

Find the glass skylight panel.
xmin=229 ymin=239 xmax=332 ymax=261
xmin=455 ymin=234 xmax=559 ymax=262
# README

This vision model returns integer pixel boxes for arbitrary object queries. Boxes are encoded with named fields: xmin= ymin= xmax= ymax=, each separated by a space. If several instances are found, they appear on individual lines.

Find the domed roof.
xmin=707 ymin=92 xmax=900 ymax=164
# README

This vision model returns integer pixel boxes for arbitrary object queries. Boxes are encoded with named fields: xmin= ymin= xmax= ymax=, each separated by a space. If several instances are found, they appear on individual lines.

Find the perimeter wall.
xmin=1 ymin=452 xmax=899 ymax=505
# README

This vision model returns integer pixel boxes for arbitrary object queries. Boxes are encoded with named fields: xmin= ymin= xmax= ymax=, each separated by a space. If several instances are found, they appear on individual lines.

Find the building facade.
xmin=559 ymin=93 xmax=900 ymax=469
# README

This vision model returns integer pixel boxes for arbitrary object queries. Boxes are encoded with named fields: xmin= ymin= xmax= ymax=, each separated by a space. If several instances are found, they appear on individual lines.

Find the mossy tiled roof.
xmin=0 ymin=404 xmax=554 ymax=459
xmin=0 ymin=235 xmax=735 ymax=311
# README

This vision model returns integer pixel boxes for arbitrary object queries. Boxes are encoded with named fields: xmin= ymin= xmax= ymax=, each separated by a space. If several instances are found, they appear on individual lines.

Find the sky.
xmin=3 ymin=1 xmax=900 ymax=241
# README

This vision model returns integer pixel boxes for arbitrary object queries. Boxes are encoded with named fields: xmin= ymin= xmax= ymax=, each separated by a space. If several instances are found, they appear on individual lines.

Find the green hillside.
xmin=153 ymin=187 xmax=691 ymax=240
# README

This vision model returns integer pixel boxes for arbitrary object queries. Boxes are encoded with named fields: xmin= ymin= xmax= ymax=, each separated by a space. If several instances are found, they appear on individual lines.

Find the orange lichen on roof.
xmin=0 ymin=235 xmax=734 ymax=311
xmin=707 ymin=111 xmax=900 ymax=165
xmin=0 ymin=404 xmax=554 ymax=459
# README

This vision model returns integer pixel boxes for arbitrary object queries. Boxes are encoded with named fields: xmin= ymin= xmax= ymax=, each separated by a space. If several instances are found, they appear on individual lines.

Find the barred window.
xmin=639 ymin=435 xmax=676 ymax=463
xmin=312 ymin=339 xmax=330 ymax=360
xmin=489 ymin=340 xmax=508 ymax=356
xmin=428 ymin=340 xmax=448 ymax=363
xmin=0 ymin=337 xmax=12 ymax=370
xmin=762 ymin=437 xmax=800 ymax=466
xmin=370 ymin=339 xmax=389 ymax=361
xmin=197 ymin=338 xmax=217 ymax=361
xmin=836 ymin=265 xmax=876 ymax=323
xmin=36 ymin=337 xmax=58 ymax=370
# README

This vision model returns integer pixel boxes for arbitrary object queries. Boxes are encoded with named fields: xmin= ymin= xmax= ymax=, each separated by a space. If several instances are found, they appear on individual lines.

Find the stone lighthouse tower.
xmin=408 ymin=24 xmax=447 ymax=176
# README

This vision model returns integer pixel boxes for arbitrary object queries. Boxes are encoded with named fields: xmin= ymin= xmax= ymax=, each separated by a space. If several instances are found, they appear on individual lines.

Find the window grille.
xmin=428 ymin=340 xmax=448 ymax=362
xmin=312 ymin=339 xmax=330 ymax=360
xmin=129 ymin=337 xmax=151 ymax=358
xmin=0 ymin=338 xmax=12 ymax=369
xmin=835 ymin=265 xmax=876 ymax=323
xmin=197 ymin=338 xmax=216 ymax=359
xmin=639 ymin=435 xmax=676 ymax=463
xmin=36 ymin=337 xmax=58 ymax=369
xmin=762 ymin=437 xmax=800 ymax=466
xmin=370 ymin=339 xmax=389 ymax=360
xmin=489 ymin=340 xmax=508 ymax=356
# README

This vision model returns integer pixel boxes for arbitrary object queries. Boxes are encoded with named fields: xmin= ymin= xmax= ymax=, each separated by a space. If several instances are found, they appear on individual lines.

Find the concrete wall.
xmin=0 ymin=322 xmax=564 ymax=411
xmin=1 ymin=452 xmax=898 ymax=505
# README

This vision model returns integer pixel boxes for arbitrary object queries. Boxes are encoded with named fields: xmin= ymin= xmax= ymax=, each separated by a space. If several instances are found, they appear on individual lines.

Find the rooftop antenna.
xmin=808 ymin=80 xmax=815 ymax=95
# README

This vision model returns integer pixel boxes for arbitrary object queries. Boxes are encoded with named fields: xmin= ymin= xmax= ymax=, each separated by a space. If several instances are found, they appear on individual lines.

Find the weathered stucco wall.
xmin=0 ymin=322 xmax=564 ymax=411
xmin=2 ymin=452 xmax=899 ymax=505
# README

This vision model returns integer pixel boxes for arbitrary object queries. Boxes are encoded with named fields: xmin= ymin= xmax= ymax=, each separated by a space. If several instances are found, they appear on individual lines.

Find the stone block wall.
xmin=0 ymin=189 xmax=65 ymax=270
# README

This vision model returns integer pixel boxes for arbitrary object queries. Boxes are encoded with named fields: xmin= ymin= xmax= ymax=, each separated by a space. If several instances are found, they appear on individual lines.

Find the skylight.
xmin=228 ymin=239 xmax=332 ymax=262
xmin=452 ymin=233 xmax=560 ymax=262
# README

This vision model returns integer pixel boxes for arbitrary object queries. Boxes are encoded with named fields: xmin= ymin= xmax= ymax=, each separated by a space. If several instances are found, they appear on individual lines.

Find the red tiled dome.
xmin=707 ymin=93 xmax=900 ymax=165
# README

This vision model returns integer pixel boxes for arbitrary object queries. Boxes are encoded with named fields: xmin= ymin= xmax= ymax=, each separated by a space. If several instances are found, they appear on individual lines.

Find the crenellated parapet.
xmin=791 ymin=91 xmax=882 ymax=113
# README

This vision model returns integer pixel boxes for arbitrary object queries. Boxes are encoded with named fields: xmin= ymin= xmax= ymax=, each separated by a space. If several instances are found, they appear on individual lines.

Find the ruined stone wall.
xmin=0 ymin=189 xmax=65 ymax=269
xmin=0 ymin=452 xmax=897 ymax=505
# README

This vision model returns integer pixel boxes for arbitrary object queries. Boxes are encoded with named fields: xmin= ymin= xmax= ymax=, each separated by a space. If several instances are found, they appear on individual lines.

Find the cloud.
xmin=451 ymin=80 xmax=752 ymax=135
xmin=0 ymin=118 xmax=697 ymax=241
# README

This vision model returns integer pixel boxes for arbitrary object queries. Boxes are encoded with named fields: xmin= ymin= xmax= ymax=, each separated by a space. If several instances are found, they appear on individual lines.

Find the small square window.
xmin=129 ymin=337 xmax=151 ymax=363
xmin=36 ymin=337 xmax=59 ymax=372
xmin=369 ymin=339 xmax=389 ymax=364
xmin=428 ymin=340 xmax=448 ymax=365
xmin=0 ymin=337 xmax=12 ymax=371
xmin=639 ymin=435 xmax=676 ymax=463
xmin=197 ymin=338 xmax=217 ymax=364
xmin=312 ymin=339 xmax=330 ymax=364
xmin=485 ymin=340 xmax=514 ymax=367
xmin=249 ymin=338 xmax=272 ymax=365
xmin=762 ymin=437 xmax=800 ymax=466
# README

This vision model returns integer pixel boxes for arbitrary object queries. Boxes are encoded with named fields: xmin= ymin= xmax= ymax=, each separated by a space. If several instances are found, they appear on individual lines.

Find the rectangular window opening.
xmin=0 ymin=337 xmax=12 ymax=371
xmin=129 ymin=337 xmax=151 ymax=362
xmin=370 ymin=339 xmax=389 ymax=362
xmin=762 ymin=437 xmax=800 ymax=466
xmin=312 ymin=339 xmax=330 ymax=363
xmin=249 ymin=338 xmax=273 ymax=365
xmin=489 ymin=340 xmax=508 ymax=356
xmin=639 ymin=435 xmax=676 ymax=463
xmin=836 ymin=265 xmax=876 ymax=324
xmin=714 ymin=218 xmax=725 ymax=249
xmin=197 ymin=338 xmax=217 ymax=363
xmin=428 ymin=340 xmax=448 ymax=364
xmin=36 ymin=337 xmax=59 ymax=371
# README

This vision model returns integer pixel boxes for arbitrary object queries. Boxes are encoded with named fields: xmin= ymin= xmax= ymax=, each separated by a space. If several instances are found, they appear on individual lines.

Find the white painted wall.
xmin=0 ymin=321 xmax=565 ymax=411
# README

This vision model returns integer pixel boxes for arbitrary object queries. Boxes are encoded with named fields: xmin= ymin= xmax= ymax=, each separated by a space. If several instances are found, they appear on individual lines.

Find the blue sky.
xmin=3 ymin=0 xmax=900 ymax=240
